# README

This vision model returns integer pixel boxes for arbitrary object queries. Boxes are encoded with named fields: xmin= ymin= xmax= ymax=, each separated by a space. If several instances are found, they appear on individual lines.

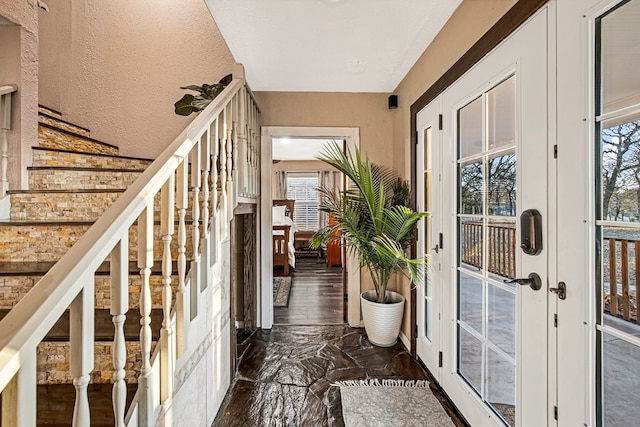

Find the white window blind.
xmin=287 ymin=173 xmax=319 ymax=231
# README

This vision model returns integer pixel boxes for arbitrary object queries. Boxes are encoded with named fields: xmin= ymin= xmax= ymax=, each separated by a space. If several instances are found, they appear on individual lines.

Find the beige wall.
xmin=392 ymin=0 xmax=518 ymax=177
xmin=390 ymin=0 xmax=519 ymax=339
xmin=255 ymin=92 xmax=394 ymax=167
xmin=38 ymin=0 xmax=235 ymax=159
xmin=0 ymin=0 xmax=39 ymax=191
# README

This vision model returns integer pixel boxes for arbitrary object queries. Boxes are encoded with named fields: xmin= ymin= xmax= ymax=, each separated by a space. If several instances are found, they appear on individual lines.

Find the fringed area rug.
xmin=337 ymin=379 xmax=454 ymax=427
xmin=273 ymin=276 xmax=292 ymax=307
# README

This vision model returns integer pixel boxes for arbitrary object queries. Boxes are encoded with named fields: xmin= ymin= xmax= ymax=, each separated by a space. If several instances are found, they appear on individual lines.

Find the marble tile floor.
xmin=212 ymin=325 xmax=468 ymax=427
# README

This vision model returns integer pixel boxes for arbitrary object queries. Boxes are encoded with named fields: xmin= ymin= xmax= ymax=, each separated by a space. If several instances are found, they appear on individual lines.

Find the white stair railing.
xmin=0 ymin=65 xmax=260 ymax=426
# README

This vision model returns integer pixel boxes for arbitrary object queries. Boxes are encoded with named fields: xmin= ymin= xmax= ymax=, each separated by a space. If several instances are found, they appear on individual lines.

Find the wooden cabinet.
xmin=326 ymin=214 xmax=342 ymax=267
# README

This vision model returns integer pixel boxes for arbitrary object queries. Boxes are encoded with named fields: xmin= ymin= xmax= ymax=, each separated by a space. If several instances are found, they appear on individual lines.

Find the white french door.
xmin=557 ymin=0 xmax=640 ymax=425
xmin=417 ymin=7 xmax=550 ymax=426
xmin=416 ymin=98 xmax=443 ymax=378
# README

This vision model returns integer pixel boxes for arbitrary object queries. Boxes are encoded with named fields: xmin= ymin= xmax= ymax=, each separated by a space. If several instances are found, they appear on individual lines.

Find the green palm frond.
xmin=311 ymin=142 xmax=428 ymax=303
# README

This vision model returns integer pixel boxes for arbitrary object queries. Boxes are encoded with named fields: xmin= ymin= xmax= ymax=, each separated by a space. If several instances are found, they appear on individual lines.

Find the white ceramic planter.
xmin=360 ymin=289 xmax=405 ymax=347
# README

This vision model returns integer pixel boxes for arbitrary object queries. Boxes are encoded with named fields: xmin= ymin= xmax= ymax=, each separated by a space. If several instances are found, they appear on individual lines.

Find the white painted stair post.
xmin=1 ymin=348 xmax=36 ymax=427
xmin=110 ymin=239 xmax=129 ymax=427
xmin=70 ymin=274 xmax=95 ymax=427
xmin=160 ymin=175 xmax=175 ymax=401
xmin=190 ymin=141 xmax=201 ymax=315
xmin=137 ymin=204 xmax=154 ymax=425
xmin=175 ymin=160 xmax=189 ymax=356
xmin=200 ymin=132 xmax=211 ymax=290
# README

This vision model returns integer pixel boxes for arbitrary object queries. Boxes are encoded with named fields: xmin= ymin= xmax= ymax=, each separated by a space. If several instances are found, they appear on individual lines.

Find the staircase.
xmin=0 ymin=68 xmax=260 ymax=426
xmin=1 ymin=106 xmax=159 ymax=424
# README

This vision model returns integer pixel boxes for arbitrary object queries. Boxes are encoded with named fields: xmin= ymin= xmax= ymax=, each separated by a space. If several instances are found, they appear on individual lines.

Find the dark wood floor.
xmin=274 ymin=257 xmax=344 ymax=325
xmin=213 ymin=325 xmax=467 ymax=427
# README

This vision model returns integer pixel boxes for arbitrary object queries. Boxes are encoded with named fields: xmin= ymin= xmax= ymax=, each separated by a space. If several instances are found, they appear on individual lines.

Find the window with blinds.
xmin=287 ymin=173 xmax=319 ymax=231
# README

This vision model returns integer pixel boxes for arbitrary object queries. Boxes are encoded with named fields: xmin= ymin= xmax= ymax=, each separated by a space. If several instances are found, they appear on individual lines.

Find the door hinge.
xmin=438 ymin=114 xmax=443 ymax=130
xmin=414 ymin=324 xmax=418 ymax=338
xmin=554 ymin=313 xmax=558 ymax=327
xmin=438 ymin=351 xmax=443 ymax=367
xmin=439 ymin=233 xmax=444 ymax=250
xmin=554 ymin=145 xmax=558 ymax=159
xmin=554 ymin=405 xmax=558 ymax=420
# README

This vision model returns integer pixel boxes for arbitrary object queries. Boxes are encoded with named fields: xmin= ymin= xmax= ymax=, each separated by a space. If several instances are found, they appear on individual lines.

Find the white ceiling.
xmin=273 ymin=138 xmax=337 ymax=160
xmin=205 ymin=0 xmax=462 ymax=92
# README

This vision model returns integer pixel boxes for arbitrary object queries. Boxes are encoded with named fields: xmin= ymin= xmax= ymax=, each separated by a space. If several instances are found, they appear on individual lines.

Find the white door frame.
xmin=416 ymin=96 xmax=443 ymax=380
xmin=259 ymin=126 xmax=361 ymax=328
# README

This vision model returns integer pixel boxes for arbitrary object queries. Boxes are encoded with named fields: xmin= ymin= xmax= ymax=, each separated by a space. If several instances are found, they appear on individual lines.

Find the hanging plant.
xmin=174 ymin=74 xmax=232 ymax=116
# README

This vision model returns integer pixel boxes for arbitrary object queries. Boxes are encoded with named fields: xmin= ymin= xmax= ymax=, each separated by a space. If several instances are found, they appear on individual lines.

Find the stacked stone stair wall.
xmin=0 ymin=106 xmax=198 ymax=400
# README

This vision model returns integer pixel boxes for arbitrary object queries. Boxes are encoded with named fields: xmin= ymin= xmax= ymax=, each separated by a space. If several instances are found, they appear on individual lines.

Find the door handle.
xmin=504 ymin=272 xmax=542 ymax=291
xmin=549 ymin=281 xmax=566 ymax=300
xmin=432 ymin=244 xmax=439 ymax=254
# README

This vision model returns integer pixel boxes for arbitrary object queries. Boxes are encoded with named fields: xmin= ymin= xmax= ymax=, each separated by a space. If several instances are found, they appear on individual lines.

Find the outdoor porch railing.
xmin=0 ymin=64 xmax=259 ymax=426
xmin=604 ymin=236 xmax=639 ymax=324
xmin=460 ymin=221 xmax=517 ymax=280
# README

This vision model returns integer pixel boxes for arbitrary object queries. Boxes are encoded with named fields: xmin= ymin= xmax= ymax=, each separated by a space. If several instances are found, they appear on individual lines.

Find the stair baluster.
xmin=226 ymin=103 xmax=234 ymax=222
xmin=137 ymin=204 xmax=154 ymax=425
xmin=1 ymin=348 xmax=36 ymax=427
xmin=160 ymin=175 xmax=175 ymax=401
xmin=70 ymin=274 xmax=95 ymax=427
xmin=219 ymin=110 xmax=228 ymax=237
xmin=190 ymin=141 xmax=201 ymax=316
xmin=201 ymin=132 xmax=211 ymax=290
xmin=110 ymin=239 xmax=129 ymax=427
xmin=211 ymin=119 xmax=220 ymax=264
xmin=176 ymin=160 xmax=189 ymax=356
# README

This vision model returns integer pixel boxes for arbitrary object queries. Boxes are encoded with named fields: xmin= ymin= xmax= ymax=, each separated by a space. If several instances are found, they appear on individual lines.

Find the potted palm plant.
xmin=311 ymin=143 xmax=427 ymax=347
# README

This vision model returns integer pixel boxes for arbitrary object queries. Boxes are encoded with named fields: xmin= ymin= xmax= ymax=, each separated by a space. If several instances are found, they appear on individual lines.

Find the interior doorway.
xmin=260 ymin=127 xmax=360 ymax=329
xmin=271 ymin=138 xmax=345 ymax=325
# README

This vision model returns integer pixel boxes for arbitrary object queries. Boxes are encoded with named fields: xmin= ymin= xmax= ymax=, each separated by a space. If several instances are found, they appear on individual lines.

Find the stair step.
xmin=0 ymin=221 xmax=194 ymax=263
xmin=9 ymin=189 xmax=124 ymax=221
xmin=38 ymin=341 xmax=144 ymax=385
xmin=1 ymin=269 xmax=180 ymax=310
xmin=28 ymin=167 xmax=144 ymax=190
xmin=35 ymin=383 xmax=137 ymax=426
xmin=39 ymin=111 xmax=91 ymax=138
xmin=32 ymin=146 xmax=152 ymax=169
xmin=39 ymin=122 xmax=119 ymax=156
xmin=0 ymin=309 xmax=163 ymax=341
xmin=38 ymin=105 xmax=63 ymax=120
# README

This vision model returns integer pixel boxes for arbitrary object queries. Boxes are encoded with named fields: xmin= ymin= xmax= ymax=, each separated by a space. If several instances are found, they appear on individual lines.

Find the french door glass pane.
xmin=459 ymin=273 xmax=483 ymax=333
xmin=598 ymin=0 xmax=640 ymax=115
xmin=488 ymin=151 xmax=516 ymax=216
xmin=460 ymin=160 xmax=484 ymax=215
xmin=487 ymin=283 xmax=516 ymax=358
xmin=487 ymin=219 xmax=517 ymax=282
xmin=457 ymin=75 xmax=516 ymax=424
xmin=485 ymin=348 xmax=516 ymax=427
xmin=459 ymin=326 xmax=482 ymax=392
xmin=488 ymin=76 xmax=516 ymax=150
xmin=602 ymin=333 xmax=640 ymax=426
xmin=596 ymin=2 xmax=640 ymax=425
xmin=459 ymin=97 xmax=483 ymax=158
xmin=460 ymin=217 xmax=483 ymax=271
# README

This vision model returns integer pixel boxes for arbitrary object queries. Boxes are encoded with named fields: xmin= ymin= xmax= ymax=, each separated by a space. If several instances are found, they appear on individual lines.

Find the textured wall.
xmin=0 ymin=0 xmax=39 ymax=190
xmin=255 ymin=92 xmax=393 ymax=167
xmin=38 ymin=0 xmax=235 ymax=159
xmin=390 ymin=0 xmax=519 ymax=340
